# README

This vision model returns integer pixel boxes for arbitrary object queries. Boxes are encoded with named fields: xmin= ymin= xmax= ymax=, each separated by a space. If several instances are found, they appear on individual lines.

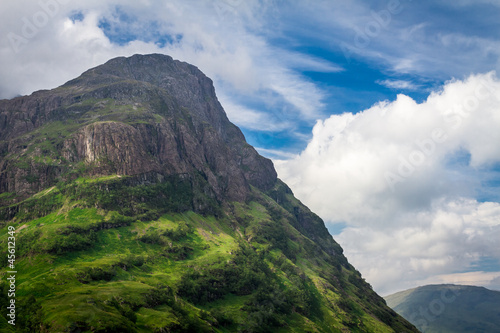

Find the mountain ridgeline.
xmin=0 ymin=54 xmax=418 ymax=332
xmin=385 ymin=284 xmax=500 ymax=333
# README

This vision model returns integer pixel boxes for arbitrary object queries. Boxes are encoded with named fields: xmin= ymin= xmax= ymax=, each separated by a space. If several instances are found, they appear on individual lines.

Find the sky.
xmin=1 ymin=0 xmax=500 ymax=296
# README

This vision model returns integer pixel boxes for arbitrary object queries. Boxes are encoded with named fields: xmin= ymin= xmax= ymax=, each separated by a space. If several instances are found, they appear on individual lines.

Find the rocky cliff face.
xmin=0 ymin=54 xmax=275 ymax=206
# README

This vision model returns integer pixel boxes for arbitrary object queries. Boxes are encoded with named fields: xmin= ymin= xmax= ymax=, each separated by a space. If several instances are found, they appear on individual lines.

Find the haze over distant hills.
xmin=385 ymin=284 xmax=500 ymax=333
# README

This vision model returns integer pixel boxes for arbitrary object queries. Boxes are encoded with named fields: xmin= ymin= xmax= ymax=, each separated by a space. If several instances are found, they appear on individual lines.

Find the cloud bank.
xmin=276 ymin=72 xmax=500 ymax=295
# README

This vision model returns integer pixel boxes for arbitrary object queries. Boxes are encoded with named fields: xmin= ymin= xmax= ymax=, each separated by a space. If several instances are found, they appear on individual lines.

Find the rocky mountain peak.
xmin=67 ymin=54 xmax=229 ymax=132
xmin=0 ymin=54 xmax=276 ymax=207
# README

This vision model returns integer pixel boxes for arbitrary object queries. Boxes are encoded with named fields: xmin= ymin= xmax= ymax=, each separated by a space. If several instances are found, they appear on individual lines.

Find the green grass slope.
xmin=0 ymin=174 xmax=418 ymax=332
xmin=385 ymin=284 xmax=500 ymax=333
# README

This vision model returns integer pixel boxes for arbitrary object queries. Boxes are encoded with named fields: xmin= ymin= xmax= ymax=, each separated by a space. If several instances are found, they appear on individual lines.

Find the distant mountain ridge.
xmin=385 ymin=284 xmax=500 ymax=333
xmin=0 ymin=54 xmax=418 ymax=332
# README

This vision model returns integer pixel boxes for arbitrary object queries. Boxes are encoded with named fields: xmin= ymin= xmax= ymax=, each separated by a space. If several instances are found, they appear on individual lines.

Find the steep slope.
xmin=0 ymin=54 xmax=418 ymax=332
xmin=385 ymin=284 xmax=500 ymax=332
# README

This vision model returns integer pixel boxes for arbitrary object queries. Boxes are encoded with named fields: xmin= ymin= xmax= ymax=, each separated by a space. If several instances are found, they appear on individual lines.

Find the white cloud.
xmin=276 ymin=72 xmax=500 ymax=294
xmin=336 ymin=199 xmax=500 ymax=295
xmin=254 ymin=147 xmax=297 ymax=160
xmin=377 ymin=79 xmax=421 ymax=91
xmin=217 ymin=94 xmax=293 ymax=131
xmin=273 ymin=50 xmax=343 ymax=73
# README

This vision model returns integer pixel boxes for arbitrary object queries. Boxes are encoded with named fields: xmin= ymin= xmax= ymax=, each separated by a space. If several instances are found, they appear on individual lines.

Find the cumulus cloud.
xmin=276 ymin=72 xmax=500 ymax=294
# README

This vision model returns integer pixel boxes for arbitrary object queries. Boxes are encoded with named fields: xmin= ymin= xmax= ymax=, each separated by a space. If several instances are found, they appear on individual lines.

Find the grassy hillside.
xmin=0 ymin=174 xmax=416 ymax=332
xmin=385 ymin=284 xmax=500 ymax=333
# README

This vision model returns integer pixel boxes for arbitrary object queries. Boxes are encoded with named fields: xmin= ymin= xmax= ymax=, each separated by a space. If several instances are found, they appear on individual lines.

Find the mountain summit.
xmin=0 ymin=54 xmax=417 ymax=332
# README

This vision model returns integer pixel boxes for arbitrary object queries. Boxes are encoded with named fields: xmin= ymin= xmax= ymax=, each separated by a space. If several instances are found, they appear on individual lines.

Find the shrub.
xmin=121 ymin=254 xmax=145 ymax=268
xmin=163 ymin=221 xmax=192 ymax=241
xmin=143 ymin=284 xmax=175 ymax=308
xmin=77 ymin=266 xmax=117 ymax=283
xmin=137 ymin=233 xmax=167 ymax=246
xmin=45 ymin=231 xmax=97 ymax=255
xmin=210 ymin=308 xmax=234 ymax=328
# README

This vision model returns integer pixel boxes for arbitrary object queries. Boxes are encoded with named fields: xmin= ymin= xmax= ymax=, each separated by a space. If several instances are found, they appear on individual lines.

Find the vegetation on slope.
xmin=0 ymin=174 xmax=417 ymax=332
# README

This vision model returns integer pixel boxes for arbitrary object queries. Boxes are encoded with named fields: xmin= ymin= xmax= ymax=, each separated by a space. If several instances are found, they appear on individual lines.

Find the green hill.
xmin=385 ymin=284 xmax=500 ymax=333
xmin=0 ymin=54 xmax=418 ymax=332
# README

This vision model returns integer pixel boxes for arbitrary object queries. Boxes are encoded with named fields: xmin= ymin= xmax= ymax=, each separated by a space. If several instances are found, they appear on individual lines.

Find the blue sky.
xmin=1 ymin=0 xmax=500 ymax=295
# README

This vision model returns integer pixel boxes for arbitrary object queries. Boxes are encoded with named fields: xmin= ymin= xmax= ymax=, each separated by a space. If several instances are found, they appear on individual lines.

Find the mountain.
xmin=0 ymin=54 xmax=418 ymax=332
xmin=385 ymin=284 xmax=500 ymax=332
